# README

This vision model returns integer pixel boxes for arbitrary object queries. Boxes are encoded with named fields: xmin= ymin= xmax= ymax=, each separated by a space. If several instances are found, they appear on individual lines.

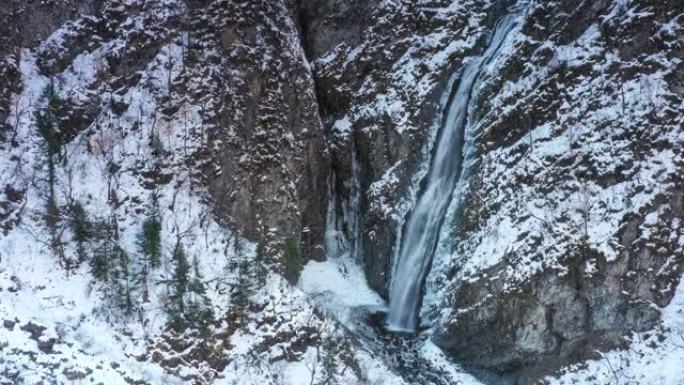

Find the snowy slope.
xmin=0 ymin=2 xmax=394 ymax=384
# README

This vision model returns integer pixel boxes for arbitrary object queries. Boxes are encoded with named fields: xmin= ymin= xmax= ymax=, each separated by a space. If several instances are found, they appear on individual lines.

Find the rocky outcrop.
xmin=430 ymin=0 xmax=684 ymax=378
xmin=0 ymin=0 xmax=101 ymax=137
xmin=181 ymin=0 xmax=329 ymax=259
xmin=0 ymin=0 xmax=329 ymax=262
xmin=299 ymin=0 xmax=381 ymax=60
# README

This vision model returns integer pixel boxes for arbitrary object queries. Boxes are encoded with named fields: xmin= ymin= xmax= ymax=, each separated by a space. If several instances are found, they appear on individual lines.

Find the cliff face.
xmin=1 ymin=0 xmax=683 ymax=384
xmin=0 ymin=0 xmax=329 ymax=260
xmin=180 ymin=0 xmax=329 ymax=260
xmin=430 ymin=0 xmax=684 ymax=377
xmin=305 ymin=0 xmax=511 ymax=297
xmin=0 ymin=1 xmax=349 ymax=384
xmin=304 ymin=0 xmax=684 ymax=379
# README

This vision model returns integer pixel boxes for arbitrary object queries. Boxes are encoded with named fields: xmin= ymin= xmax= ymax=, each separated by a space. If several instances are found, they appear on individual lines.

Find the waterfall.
xmin=325 ymin=141 xmax=362 ymax=261
xmin=386 ymin=2 xmax=528 ymax=332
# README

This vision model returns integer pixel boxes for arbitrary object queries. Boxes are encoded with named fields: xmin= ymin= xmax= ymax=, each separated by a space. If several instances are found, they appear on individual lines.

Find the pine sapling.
xmin=167 ymin=240 xmax=190 ymax=329
xmin=231 ymin=258 xmax=253 ymax=311
xmin=115 ymin=247 xmax=136 ymax=315
xmin=136 ymin=193 xmax=162 ymax=302
xmin=70 ymin=201 xmax=90 ymax=263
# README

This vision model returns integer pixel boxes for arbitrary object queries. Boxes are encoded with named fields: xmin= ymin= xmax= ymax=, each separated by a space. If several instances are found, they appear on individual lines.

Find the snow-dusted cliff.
xmin=0 ymin=1 xmax=385 ymax=384
xmin=309 ymin=0 xmax=683 ymax=382
xmin=1 ymin=0 xmax=683 ymax=384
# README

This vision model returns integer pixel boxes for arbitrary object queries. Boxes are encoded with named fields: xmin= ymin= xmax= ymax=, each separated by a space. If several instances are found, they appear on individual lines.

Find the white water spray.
xmin=387 ymin=3 xmax=528 ymax=332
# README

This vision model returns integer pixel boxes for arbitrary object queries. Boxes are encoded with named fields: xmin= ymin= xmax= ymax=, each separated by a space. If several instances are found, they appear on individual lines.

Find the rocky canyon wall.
xmin=303 ymin=0 xmax=684 ymax=379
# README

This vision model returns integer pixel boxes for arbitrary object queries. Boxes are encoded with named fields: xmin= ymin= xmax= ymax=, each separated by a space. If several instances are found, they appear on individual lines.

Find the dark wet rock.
xmin=2 ymin=319 xmax=15 ymax=330
xmin=20 ymin=322 xmax=46 ymax=338
xmin=20 ymin=322 xmax=57 ymax=353
xmin=299 ymin=0 xmax=381 ymax=59
xmin=177 ymin=0 xmax=329 ymax=262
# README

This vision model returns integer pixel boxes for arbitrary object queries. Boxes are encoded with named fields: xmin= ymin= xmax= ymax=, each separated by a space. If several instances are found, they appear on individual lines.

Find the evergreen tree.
xmin=137 ymin=193 xmax=162 ymax=302
xmin=167 ymin=240 xmax=190 ymax=328
xmin=283 ymin=238 xmax=302 ymax=283
xmin=91 ymin=219 xmax=117 ymax=281
xmin=70 ymin=201 xmax=90 ymax=262
xmin=319 ymin=335 xmax=341 ymax=385
xmin=88 ymin=215 xmax=138 ymax=318
xmin=231 ymin=258 xmax=253 ymax=310
xmin=138 ymin=192 xmax=162 ymax=268
xmin=140 ymin=217 xmax=162 ymax=267
xmin=114 ymin=247 xmax=136 ymax=315
xmin=35 ymin=83 xmax=62 ymax=157
xmin=35 ymin=82 xmax=64 ymax=263
xmin=254 ymin=241 xmax=268 ymax=288
xmin=187 ymin=255 xmax=214 ymax=332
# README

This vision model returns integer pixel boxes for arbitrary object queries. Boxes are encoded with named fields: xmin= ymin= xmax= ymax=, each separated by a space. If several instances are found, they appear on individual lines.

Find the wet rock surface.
xmin=186 ymin=0 xmax=330 ymax=260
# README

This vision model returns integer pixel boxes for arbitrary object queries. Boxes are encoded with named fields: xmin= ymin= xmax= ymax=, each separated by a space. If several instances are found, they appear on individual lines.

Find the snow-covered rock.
xmin=1 ymin=0 xmax=683 ymax=384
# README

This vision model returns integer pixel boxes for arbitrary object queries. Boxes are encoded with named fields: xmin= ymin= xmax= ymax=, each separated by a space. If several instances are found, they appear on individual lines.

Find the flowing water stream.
xmin=387 ymin=2 xmax=528 ymax=332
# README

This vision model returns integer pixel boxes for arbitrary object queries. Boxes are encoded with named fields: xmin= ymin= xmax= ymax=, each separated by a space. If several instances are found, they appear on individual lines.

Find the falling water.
xmin=387 ymin=2 xmax=528 ymax=332
xmin=325 ymin=142 xmax=362 ymax=261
